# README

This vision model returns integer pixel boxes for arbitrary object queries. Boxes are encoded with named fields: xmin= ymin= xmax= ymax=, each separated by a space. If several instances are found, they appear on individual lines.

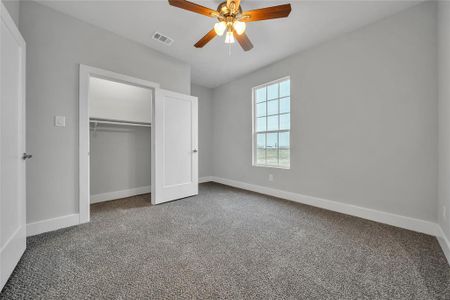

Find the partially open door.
xmin=1 ymin=3 xmax=27 ymax=290
xmin=151 ymin=89 xmax=198 ymax=204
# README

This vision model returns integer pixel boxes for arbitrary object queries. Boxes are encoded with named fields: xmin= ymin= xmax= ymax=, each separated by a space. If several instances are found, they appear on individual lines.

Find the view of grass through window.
xmin=253 ymin=77 xmax=290 ymax=168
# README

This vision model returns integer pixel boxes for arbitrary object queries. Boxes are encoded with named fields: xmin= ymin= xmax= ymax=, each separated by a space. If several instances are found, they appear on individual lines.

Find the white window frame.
xmin=252 ymin=76 xmax=291 ymax=169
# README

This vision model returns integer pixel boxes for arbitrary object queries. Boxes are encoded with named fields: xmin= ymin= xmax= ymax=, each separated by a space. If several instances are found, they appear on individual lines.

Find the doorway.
xmin=79 ymin=65 xmax=199 ymax=224
xmin=78 ymin=65 xmax=159 ymax=223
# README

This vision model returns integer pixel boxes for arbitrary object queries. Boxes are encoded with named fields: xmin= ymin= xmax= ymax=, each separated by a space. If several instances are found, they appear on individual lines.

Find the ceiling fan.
xmin=168 ymin=0 xmax=292 ymax=51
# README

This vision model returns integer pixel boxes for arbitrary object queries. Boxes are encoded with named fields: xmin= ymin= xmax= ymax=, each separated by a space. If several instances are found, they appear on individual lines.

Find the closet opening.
xmin=79 ymin=65 xmax=198 ymax=224
xmin=89 ymin=76 xmax=152 ymax=207
xmin=79 ymin=65 xmax=160 ymax=224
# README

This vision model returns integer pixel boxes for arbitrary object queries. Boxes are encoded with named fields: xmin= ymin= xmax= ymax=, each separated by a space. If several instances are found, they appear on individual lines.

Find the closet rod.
xmin=89 ymin=118 xmax=151 ymax=127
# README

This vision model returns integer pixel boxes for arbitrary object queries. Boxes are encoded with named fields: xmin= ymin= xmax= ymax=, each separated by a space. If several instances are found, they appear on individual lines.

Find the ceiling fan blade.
xmin=194 ymin=29 xmax=217 ymax=48
xmin=168 ymin=0 xmax=217 ymax=17
xmin=241 ymin=4 xmax=291 ymax=22
xmin=234 ymin=31 xmax=253 ymax=51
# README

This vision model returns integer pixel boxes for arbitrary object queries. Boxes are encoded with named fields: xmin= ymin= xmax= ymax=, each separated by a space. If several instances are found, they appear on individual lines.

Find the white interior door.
xmin=152 ymin=89 xmax=198 ymax=204
xmin=0 ymin=4 xmax=27 ymax=290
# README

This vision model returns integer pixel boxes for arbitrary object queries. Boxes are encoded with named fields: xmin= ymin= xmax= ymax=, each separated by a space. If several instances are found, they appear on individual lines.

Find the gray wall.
xmin=211 ymin=1 xmax=438 ymax=222
xmin=20 ymin=1 xmax=191 ymax=223
xmin=90 ymin=126 xmax=151 ymax=196
xmin=191 ymin=84 xmax=213 ymax=178
xmin=15 ymin=0 xmax=441 ymax=227
xmin=439 ymin=1 xmax=450 ymax=240
xmin=2 ymin=0 xmax=19 ymax=26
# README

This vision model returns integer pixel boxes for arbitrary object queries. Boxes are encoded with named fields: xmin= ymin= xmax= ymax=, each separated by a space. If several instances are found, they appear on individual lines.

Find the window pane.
xmin=256 ymin=117 xmax=266 ymax=132
xmin=280 ymin=80 xmax=290 ymax=98
xmin=266 ymin=133 xmax=278 ymax=165
xmin=279 ymin=132 xmax=289 ymax=148
xmin=279 ymin=149 xmax=290 ymax=168
xmin=256 ymin=133 xmax=266 ymax=148
xmin=279 ymin=132 xmax=290 ymax=168
xmin=267 ymin=100 xmax=278 ymax=115
xmin=256 ymin=102 xmax=266 ymax=117
xmin=267 ymin=132 xmax=277 ymax=148
xmin=256 ymin=133 xmax=266 ymax=165
xmin=255 ymin=87 xmax=266 ymax=103
xmin=267 ymin=115 xmax=278 ymax=131
xmin=280 ymin=113 xmax=290 ymax=130
xmin=280 ymin=97 xmax=290 ymax=114
xmin=267 ymin=83 xmax=278 ymax=100
xmin=256 ymin=148 xmax=266 ymax=165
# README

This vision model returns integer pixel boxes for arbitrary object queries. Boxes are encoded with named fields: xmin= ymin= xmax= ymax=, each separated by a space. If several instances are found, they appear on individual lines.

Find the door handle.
xmin=22 ymin=153 xmax=32 ymax=160
xmin=193 ymin=149 xmax=198 ymax=153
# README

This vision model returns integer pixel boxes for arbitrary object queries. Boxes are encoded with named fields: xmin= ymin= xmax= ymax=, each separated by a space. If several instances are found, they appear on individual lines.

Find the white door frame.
xmin=78 ymin=65 xmax=159 ymax=223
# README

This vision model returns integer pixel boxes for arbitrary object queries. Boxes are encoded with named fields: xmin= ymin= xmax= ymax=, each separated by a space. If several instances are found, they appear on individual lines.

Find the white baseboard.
xmin=199 ymin=176 xmax=214 ymax=183
xmin=90 ymin=186 xmax=151 ymax=204
xmin=208 ymin=176 xmax=439 ymax=236
xmin=27 ymin=214 xmax=80 ymax=237
xmin=437 ymin=227 xmax=450 ymax=264
xmin=24 ymin=176 xmax=449 ymax=264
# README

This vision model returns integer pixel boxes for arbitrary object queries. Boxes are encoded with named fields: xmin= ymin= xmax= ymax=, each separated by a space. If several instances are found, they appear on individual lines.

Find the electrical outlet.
xmin=268 ymin=174 xmax=274 ymax=182
xmin=54 ymin=116 xmax=66 ymax=127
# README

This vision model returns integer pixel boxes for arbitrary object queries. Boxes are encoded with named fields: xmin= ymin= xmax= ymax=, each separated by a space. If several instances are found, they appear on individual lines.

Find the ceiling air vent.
xmin=152 ymin=32 xmax=174 ymax=46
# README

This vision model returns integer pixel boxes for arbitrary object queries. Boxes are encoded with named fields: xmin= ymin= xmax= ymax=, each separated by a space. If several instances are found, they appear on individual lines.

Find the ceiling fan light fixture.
xmin=233 ymin=21 xmax=246 ymax=35
xmin=214 ymin=21 xmax=227 ymax=36
xmin=224 ymin=31 xmax=235 ymax=44
xmin=168 ymin=0 xmax=291 ymax=51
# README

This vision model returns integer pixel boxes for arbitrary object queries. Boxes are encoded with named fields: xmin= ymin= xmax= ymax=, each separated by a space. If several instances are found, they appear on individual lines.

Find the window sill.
xmin=252 ymin=164 xmax=290 ymax=170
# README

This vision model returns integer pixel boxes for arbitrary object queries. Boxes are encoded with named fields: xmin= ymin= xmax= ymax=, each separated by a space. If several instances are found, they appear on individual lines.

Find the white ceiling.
xmin=36 ymin=0 xmax=423 ymax=88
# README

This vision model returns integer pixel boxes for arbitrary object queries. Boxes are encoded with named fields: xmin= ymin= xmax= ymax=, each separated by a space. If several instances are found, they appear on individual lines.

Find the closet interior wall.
xmin=89 ymin=77 xmax=152 ymax=203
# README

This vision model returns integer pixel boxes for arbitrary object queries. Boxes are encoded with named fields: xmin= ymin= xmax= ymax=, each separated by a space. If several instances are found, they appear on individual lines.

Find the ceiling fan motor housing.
xmin=217 ymin=1 xmax=242 ymax=19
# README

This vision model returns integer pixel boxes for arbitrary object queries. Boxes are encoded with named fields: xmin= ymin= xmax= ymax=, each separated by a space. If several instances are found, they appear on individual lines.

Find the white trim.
xmin=26 ymin=214 xmax=80 ymax=237
xmin=90 ymin=186 xmax=151 ymax=204
xmin=208 ymin=176 xmax=440 ymax=236
xmin=437 ymin=227 xmax=450 ymax=264
xmin=80 ymin=65 xmax=161 ymax=89
xmin=199 ymin=176 xmax=214 ymax=183
xmin=253 ymin=76 xmax=291 ymax=90
xmin=79 ymin=65 xmax=90 ymax=224
xmin=79 ymin=64 xmax=159 ymax=224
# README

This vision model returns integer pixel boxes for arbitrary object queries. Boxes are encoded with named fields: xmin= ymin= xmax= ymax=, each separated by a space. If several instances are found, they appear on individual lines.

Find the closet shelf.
xmin=89 ymin=118 xmax=151 ymax=128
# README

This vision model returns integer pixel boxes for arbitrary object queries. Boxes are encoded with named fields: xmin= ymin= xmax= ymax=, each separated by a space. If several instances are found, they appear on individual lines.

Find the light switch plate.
xmin=55 ymin=116 xmax=66 ymax=127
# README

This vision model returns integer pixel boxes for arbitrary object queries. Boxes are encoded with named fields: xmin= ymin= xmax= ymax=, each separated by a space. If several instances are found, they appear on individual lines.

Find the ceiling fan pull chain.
xmin=228 ymin=43 xmax=232 ymax=56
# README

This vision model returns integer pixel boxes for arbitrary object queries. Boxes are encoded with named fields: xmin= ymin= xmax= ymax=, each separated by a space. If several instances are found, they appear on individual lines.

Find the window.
xmin=253 ymin=77 xmax=290 ymax=168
